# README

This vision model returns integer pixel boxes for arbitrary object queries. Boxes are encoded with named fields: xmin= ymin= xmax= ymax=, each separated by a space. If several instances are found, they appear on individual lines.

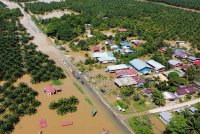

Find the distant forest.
xmin=146 ymin=0 xmax=200 ymax=10
xmin=31 ymin=0 xmax=200 ymax=49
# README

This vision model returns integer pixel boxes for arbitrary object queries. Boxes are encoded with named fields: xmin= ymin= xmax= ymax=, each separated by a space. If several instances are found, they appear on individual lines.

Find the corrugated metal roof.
xmin=106 ymin=64 xmax=129 ymax=71
xmin=162 ymin=91 xmax=176 ymax=100
xmin=98 ymin=57 xmax=116 ymax=62
xmin=92 ymin=52 xmax=114 ymax=58
xmin=147 ymin=60 xmax=165 ymax=71
xmin=129 ymin=59 xmax=150 ymax=71
xmin=120 ymin=42 xmax=131 ymax=47
xmin=114 ymin=77 xmax=136 ymax=87
xmin=159 ymin=111 xmax=172 ymax=124
xmin=168 ymin=59 xmax=182 ymax=66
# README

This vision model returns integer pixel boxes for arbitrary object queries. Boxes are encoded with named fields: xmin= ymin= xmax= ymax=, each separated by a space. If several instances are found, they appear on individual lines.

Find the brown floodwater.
xmin=0 ymin=0 xmax=131 ymax=133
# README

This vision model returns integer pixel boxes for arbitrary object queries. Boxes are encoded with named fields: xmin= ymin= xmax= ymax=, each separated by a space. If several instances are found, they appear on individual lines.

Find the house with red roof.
xmin=118 ymin=28 xmax=128 ymax=32
xmin=93 ymin=46 xmax=100 ymax=52
xmin=116 ymin=69 xmax=138 ymax=78
xmin=174 ymin=86 xmax=198 ymax=98
xmin=194 ymin=60 xmax=200 ymax=66
xmin=44 ymin=86 xmax=62 ymax=95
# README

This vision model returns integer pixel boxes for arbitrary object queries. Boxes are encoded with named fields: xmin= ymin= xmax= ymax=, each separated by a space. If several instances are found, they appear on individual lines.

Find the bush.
xmin=133 ymin=93 xmax=141 ymax=101
xmin=115 ymin=101 xmax=129 ymax=109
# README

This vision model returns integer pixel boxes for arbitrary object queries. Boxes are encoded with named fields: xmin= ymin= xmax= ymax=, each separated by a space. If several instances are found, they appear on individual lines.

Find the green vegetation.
xmin=152 ymin=90 xmax=165 ymax=106
xmin=0 ymin=7 xmax=65 ymax=83
xmin=167 ymin=107 xmax=200 ymax=133
xmin=114 ymin=100 xmax=129 ymax=109
xmin=84 ymin=97 xmax=93 ymax=106
xmin=147 ymin=0 xmax=200 ymax=10
xmin=10 ymin=0 xmax=36 ymax=2
xmin=0 ymin=82 xmax=40 ymax=134
xmin=129 ymin=116 xmax=153 ymax=134
xmin=25 ymin=2 xmax=68 ymax=14
xmin=51 ymin=80 xmax=62 ymax=86
xmin=0 ymin=1 xmax=6 ymax=8
xmin=49 ymin=96 xmax=79 ymax=115
xmin=73 ymin=82 xmax=84 ymax=94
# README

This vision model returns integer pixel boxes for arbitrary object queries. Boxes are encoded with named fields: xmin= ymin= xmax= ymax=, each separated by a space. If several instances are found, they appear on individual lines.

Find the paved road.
xmin=149 ymin=98 xmax=200 ymax=113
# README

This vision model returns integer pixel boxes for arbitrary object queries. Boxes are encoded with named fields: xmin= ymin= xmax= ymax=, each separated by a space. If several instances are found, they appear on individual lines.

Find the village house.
xmin=131 ymin=40 xmax=141 ymax=47
xmin=105 ymin=64 xmax=129 ymax=73
xmin=162 ymin=91 xmax=176 ymax=101
xmin=116 ymin=69 xmax=138 ymax=78
xmin=44 ymin=86 xmax=62 ymax=95
xmin=175 ymin=52 xmax=188 ymax=59
xmin=159 ymin=111 xmax=172 ymax=124
xmin=187 ymin=56 xmax=199 ymax=63
xmin=131 ymin=76 xmax=145 ymax=87
xmin=110 ymin=45 xmax=119 ymax=50
xmin=193 ymin=81 xmax=200 ymax=88
xmin=120 ymin=42 xmax=131 ymax=49
xmin=194 ymin=60 xmax=200 ymax=66
xmin=146 ymin=60 xmax=166 ymax=73
xmin=129 ymin=59 xmax=151 ymax=74
xmin=168 ymin=59 xmax=183 ymax=68
xmin=114 ymin=77 xmax=137 ymax=87
xmin=92 ymin=52 xmax=114 ymax=58
xmin=189 ymin=107 xmax=198 ymax=113
xmin=98 ymin=57 xmax=116 ymax=63
xmin=93 ymin=46 xmax=100 ymax=52
xmin=174 ymin=86 xmax=198 ymax=98
xmin=180 ymin=64 xmax=190 ymax=72
xmin=141 ymin=88 xmax=153 ymax=97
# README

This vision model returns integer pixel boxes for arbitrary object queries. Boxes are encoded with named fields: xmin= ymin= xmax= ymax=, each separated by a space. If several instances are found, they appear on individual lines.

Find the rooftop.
xmin=116 ymin=69 xmax=138 ymax=77
xmin=120 ymin=42 xmax=131 ymax=47
xmin=168 ymin=59 xmax=183 ymax=66
xmin=162 ymin=91 xmax=176 ymax=100
xmin=114 ymin=77 xmax=136 ymax=87
xmin=159 ymin=111 xmax=172 ymax=124
xmin=189 ymin=107 xmax=198 ymax=113
xmin=176 ymin=86 xmax=198 ymax=95
xmin=147 ymin=60 xmax=165 ymax=71
xmin=92 ymin=52 xmax=114 ymax=58
xmin=98 ymin=57 xmax=116 ymax=62
xmin=106 ymin=64 xmax=129 ymax=72
xmin=129 ymin=59 xmax=151 ymax=71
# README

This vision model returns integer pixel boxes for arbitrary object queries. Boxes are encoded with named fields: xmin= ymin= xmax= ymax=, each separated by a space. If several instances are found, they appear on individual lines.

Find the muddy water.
xmin=36 ymin=10 xmax=79 ymax=19
xmin=1 ymin=0 xmax=130 ymax=133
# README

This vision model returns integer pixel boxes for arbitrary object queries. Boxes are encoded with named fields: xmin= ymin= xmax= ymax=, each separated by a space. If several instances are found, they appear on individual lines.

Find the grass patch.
xmin=133 ymin=101 xmax=156 ymax=112
xmin=85 ymin=97 xmax=93 ymax=106
xmin=128 ymin=115 xmax=153 ymax=134
xmin=73 ymin=82 xmax=84 ymax=94
xmin=51 ymin=80 xmax=62 ymax=85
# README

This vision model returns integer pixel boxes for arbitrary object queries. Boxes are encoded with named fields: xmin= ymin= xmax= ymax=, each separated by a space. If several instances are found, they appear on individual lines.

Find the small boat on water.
xmin=91 ymin=108 xmax=97 ymax=117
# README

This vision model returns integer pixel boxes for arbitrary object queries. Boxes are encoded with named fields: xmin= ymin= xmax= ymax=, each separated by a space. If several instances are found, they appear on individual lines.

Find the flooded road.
xmin=0 ymin=0 xmax=132 ymax=134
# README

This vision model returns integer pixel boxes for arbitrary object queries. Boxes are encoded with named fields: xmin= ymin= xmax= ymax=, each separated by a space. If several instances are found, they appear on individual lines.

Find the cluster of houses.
xmin=159 ymin=106 xmax=198 ymax=124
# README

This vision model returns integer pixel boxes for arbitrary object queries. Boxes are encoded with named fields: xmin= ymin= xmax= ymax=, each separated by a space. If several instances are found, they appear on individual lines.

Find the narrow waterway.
xmin=1 ymin=0 xmax=132 ymax=134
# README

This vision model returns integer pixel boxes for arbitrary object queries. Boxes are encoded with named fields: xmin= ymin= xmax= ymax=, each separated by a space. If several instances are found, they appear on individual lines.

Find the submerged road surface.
xmin=1 ymin=0 xmax=133 ymax=133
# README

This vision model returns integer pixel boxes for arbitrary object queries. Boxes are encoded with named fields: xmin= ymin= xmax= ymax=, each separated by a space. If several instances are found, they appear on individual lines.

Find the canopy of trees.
xmin=152 ymin=90 xmax=165 ymax=106
xmin=0 ymin=82 xmax=40 ymax=134
xmin=49 ymin=96 xmax=79 ymax=115
xmin=167 ymin=106 xmax=200 ymax=133
xmin=128 ymin=115 xmax=153 ymax=134
xmin=147 ymin=0 xmax=200 ymax=10
xmin=0 ymin=7 xmax=65 ymax=83
xmin=25 ymin=2 xmax=68 ymax=14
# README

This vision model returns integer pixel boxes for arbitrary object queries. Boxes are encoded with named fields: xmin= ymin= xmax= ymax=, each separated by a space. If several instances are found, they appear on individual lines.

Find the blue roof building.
xmin=129 ymin=59 xmax=151 ymax=74
xmin=120 ymin=42 xmax=131 ymax=47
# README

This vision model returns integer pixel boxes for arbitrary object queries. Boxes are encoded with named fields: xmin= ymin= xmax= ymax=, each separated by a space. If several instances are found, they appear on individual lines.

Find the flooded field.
xmin=0 ymin=0 xmax=131 ymax=133
xmin=12 ymin=75 xmax=125 ymax=134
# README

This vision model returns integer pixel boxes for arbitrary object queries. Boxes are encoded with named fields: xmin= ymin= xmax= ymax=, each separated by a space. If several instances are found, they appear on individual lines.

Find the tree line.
xmin=147 ymin=0 xmax=200 ymax=10
xmin=25 ymin=2 xmax=68 ymax=14
xmin=0 ymin=7 xmax=65 ymax=83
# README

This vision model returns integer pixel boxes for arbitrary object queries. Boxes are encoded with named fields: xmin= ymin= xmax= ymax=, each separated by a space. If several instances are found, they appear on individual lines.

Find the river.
xmin=0 ymin=0 xmax=133 ymax=134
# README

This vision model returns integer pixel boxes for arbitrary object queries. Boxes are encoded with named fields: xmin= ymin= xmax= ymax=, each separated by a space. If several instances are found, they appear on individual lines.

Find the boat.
xmin=91 ymin=108 xmax=97 ymax=116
